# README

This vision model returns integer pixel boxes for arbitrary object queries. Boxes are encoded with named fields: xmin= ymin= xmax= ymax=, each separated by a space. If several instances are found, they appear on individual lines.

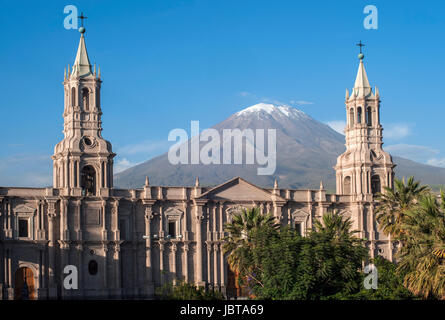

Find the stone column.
xmin=218 ymin=202 xmax=226 ymax=293
xmin=369 ymin=204 xmax=375 ymax=259
xmin=76 ymin=161 xmax=80 ymax=188
xmin=76 ymin=200 xmax=82 ymax=241
xmin=183 ymin=243 xmax=189 ymax=282
xmin=59 ymin=241 xmax=69 ymax=298
xmin=104 ymin=162 xmax=108 ymax=188
xmin=212 ymin=204 xmax=217 ymax=241
xmin=76 ymin=244 xmax=83 ymax=298
xmin=102 ymin=200 xmax=107 ymax=240
xmin=130 ymin=200 xmax=138 ymax=296
xmin=46 ymin=198 xmax=58 ymax=297
xmin=3 ymin=248 xmax=8 ymax=288
xmin=6 ymin=200 xmax=12 ymax=238
xmin=182 ymin=202 xmax=189 ymax=241
xmin=213 ymin=243 xmax=219 ymax=289
xmin=7 ymin=248 xmax=13 ymax=299
xmin=143 ymin=201 xmax=155 ymax=296
xmin=114 ymin=243 xmax=121 ymax=297
xmin=103 ymin=244 xmax=109 ymax=296
xmin=65 ymin=160 xmax=69 ymax=189
xmin=159 ymin=241 xmax=165 ymax=286
xmin=206 ymin=241 xmax=212 ymax=286
xmin=194 ymin=202 xmax=205 ymax=286
xmin=113 ymin=199 xmax=120 ymax=241
xmin=61 ymin=198 xmax=69 ymax=241
xmin=220 ymin=245 xmax=226 ymax=295
xmin=171 ymin=242 xmax=177 ymax=284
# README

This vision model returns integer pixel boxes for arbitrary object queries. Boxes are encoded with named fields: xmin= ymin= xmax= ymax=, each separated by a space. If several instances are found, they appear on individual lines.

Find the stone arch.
xmin=14 ymin=264 xmax=38 ymax=300
xmin=371 ymin=175 xmax=381 ymax=194
xmin=81 ymin=165 xmax=96 ymax=196
xmin=367 ymin=106 xmax=372 ymax=125
xmin=81 ymin=87 xmax=89 ymax=111
xmin=349 ymin=108 xmax=354 ymax=127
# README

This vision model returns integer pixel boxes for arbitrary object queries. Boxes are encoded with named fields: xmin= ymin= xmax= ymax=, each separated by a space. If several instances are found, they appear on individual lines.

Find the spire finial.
xmin=320 ymin=180 xmax=324 ymax=190
xmin=145 ymin=176 xmax=150 ymax=187
xmin=274 ymin=178 xmax=278 ymax=189
xmin=356 ymin=40 xmax=365 ymax=60
xmin=195 ymin=177 xmax=200 ymax=187
xmin=78 ymin=12 xmax=87 ymax=34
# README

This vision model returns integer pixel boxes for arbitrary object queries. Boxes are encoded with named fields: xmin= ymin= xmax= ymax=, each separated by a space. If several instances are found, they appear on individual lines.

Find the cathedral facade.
xmin=0 ymin=30 xmax=395 ymax=300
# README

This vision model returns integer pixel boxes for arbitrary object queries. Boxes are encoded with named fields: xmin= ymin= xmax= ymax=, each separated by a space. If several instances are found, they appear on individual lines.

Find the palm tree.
xmin=312 ymin=210 xmax=359 ymax=240
xmin=375 ymin=176 xmax=429 ymax=240
xmin=222 ymin=207 xmax=279 ymax=271
xmin=396 ymin=193 xmax=445 ymax=299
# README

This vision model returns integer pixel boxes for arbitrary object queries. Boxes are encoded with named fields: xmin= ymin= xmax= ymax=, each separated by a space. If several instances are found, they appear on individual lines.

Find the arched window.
xmin=82 ymin=88 xmax=89 ymax=111
xmin=349 ymin=108 xmax=354 ymax=127
xmin=357 ymin=107 xmax=362 ymax=124
xmin=71 ymin=87 xmax=76 ymax=107
xmin=344 ymin=176 xmax=351 ymax=195
xmin=367 ymin=107 xmax=372 ymax=126
xmin=81 ymin=165 xmax=96 ymax=196
xmin=371 ymin=175 xmax=381 ymax=194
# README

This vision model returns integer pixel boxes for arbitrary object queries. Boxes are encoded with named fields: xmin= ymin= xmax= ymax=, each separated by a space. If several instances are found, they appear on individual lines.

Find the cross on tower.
xmin=356 ymin=40 xmax=365 ymax=54
xmin=78 ymin=12 xmax=88 ymax=28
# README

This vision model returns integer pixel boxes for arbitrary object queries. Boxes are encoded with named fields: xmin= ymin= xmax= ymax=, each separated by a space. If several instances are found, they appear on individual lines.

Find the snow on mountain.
xmin=115 ymin=102 xmax=445 ymax=190
xmin=235 ymin=103 xmax=308 ymax=119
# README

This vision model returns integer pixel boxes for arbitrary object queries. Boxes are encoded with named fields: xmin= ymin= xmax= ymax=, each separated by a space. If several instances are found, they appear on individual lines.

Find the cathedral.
xmin=0 ymin=28 xmax=395 ymax=300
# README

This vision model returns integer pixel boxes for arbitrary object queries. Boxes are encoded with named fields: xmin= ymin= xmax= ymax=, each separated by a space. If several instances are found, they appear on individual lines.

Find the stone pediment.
xmin=13 ymin=204 xmax=36 ymax=214
xmin=197 ymin=177 xmax=285 ymax=202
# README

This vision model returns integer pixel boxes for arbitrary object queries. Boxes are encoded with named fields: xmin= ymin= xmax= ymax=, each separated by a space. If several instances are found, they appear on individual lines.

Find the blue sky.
xmin=1 ymin=0 xmax=445 ymax=186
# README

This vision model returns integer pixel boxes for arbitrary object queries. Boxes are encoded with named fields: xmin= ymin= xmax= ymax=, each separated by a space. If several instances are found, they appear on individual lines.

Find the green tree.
xmin=155 ymin=280 xmax=224 ymax=300
xmin=348 ymin=256 xmax=414 ymax=300
xmin=248 ymin=211 xmax=368 ymax=300
xmin=396 ymin=193 xmax=445 ymax=299
xmin=305 ymin=211 xmax=368 ymax=299
xmin=222 ymin=207 xmax=279 ymax=278
xmin=375 ymin=176 xmax=429 ymax=239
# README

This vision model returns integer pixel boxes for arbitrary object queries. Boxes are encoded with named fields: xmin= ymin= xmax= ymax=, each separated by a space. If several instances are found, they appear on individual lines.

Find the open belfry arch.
xmin=0 ymin=31 xmax=396 ymax=299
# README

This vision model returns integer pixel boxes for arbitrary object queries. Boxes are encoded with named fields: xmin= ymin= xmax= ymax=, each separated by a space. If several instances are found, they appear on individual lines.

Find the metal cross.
xmin=356 ymin=40 xmax=365 ymax=54
xmin=78 ymin=12 xmax=88 ymax=28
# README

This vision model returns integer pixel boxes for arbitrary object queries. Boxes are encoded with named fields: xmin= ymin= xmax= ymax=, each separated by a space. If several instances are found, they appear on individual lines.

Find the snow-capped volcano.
xmin=235 ymin=103 xmax=308 ymax=119
xmin=116 ymin=102 xmax=346 ymax=189
xmin=115 ymin=102 xmax=445 ymax=189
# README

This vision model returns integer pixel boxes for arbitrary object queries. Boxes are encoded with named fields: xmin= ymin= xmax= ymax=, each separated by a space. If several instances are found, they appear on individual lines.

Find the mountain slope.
xmin=115 ymin=103 xmax=445 ymax=190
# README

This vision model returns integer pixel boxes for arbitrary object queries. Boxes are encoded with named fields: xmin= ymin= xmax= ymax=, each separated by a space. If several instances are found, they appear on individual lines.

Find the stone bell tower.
xmin=335 ymin=48 xmax=395 ymax=199
xmin=52 ymin=27 xmax=115 ymax=197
